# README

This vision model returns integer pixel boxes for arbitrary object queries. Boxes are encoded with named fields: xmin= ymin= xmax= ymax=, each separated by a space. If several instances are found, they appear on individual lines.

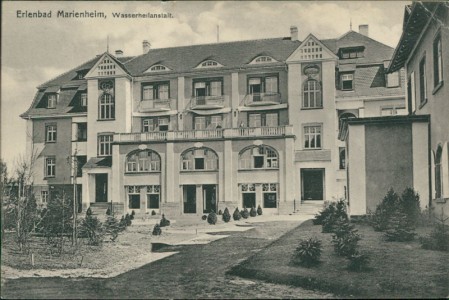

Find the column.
xmin=165 ymin=143 xmax=175 ymax=203
xmin=231 ymin=73 xmax=239 ymax=128
xmin=177 ymin=76 xmax=185 ymax=131
xmin=224 ymin=140 xmax=233 ymax=203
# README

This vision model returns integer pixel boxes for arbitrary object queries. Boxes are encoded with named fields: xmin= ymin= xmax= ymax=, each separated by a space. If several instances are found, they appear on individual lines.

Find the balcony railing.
xmin=243 ymin=93 xmax=281 ymax=106
xmin=138 ymin=99 xmax=172 ymax=112
xmin=114 ymin=126 xmax=293 ymax=143
xmin=190 ymin=95 xmax=226 ymax=109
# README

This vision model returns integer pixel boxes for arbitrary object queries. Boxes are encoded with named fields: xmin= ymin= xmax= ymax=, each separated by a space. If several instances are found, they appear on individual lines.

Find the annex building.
xmin=21 ymin=25 xmax=406 ymax=216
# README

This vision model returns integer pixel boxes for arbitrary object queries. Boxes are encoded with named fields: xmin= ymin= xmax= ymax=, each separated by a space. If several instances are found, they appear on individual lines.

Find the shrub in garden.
xmin=79 ymin=214 xmax=104 ymax=246
xmin=241 ymin=207 xmax=249 ymax=219
xmin=371 ymin=188 xmax=411 ymax=231
xmin=419 ymin=211 xmax=449 ymax=252
xmin=151 ymin=210 xmax=156 ymax=216
xmin=86 ymin=207 xmax=93 ymax=216
xmin=160 ymin=214 xmax=170 ymax=227
xmin=152 ymin=224 xmax=162 ymax=236
xmin=207 ymin=211 xmax=218 ymax=225
xmin=313 ymin=203 xmax=335 ymax=225
xmin=119 ymin=215 xmax=127 ymax=228
xmin=106 ymin=207 xmax=111 ymax=216
xmin=125 ymin=213 xmax=132 ymax=226
xmin=218 ymin=210 xmax=223 ymax=215
xmin=321 ymin=200 xmax=349 ymax=233
xmin=384 ymin=210 xmax=416 ymax=242
xmin=104 ymin=215 xmax=123 ymax=242
xmin=201 ymin=215 xmax=207 ymax=221
xmin=233 ymin=208 xmax=241 ymax=221
xmin=400 ymin=188 xmax=421 ymax=226
xmin=347 ymin=252 xmax=370 ymax=272
xmin=293 ymin=237 xmax=322 ymax=267
xmin=222 ymin=207 xmax=231 ymax=223
xmin=332 ymin=230 xmax=361 ymax=257
xmin=250 ymin=207 xmax=257 ymax=217
xmin=257 ymin=205 xmax=263 ymax=216
xmin=130 ymin=210 xmax=135 ymax=220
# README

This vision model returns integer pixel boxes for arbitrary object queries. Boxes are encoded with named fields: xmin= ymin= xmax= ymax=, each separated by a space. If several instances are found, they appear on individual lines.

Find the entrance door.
xmin=95 ymin=174 xmax=108 ymax=202
xmin=243 ymin=193 xmax=256 ymax=208
xmin=203 ymin=185 xmax=217 ymax=213
xmin=301 ymin=169 xmax=324 ymax=200
xmin=183 ymin=185 xmax=196 ymax=214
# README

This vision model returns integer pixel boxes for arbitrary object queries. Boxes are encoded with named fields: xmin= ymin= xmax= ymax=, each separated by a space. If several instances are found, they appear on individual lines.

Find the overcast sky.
xmin=1 ymin=0 xmax=409 ymax=169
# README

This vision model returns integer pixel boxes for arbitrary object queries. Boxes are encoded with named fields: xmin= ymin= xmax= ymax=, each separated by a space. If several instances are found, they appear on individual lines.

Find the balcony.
xmin=138 ymin=99 xmax=172 ymax=112
xmin=243 ymin=93 xmax=281 ymax=106
xmin=190 ymin=95 xmax=226 ymax=110
xmin=114 ymin=126 xmax=294 ymax=143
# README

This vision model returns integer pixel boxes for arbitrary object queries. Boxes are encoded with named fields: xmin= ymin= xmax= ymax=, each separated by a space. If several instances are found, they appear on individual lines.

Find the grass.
xmin=228 ymin=220 xmax=449 ymax=298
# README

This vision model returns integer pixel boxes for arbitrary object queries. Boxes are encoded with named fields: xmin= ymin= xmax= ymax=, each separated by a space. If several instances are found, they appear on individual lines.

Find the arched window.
xmin=239 ymin=145 xmax=278 ymax=170
xmin=338 ymin=112 xmax=356 ymax=132
xmin=126 ymin=149 xmax=161 ymax=173
xmin=99 ymin=93 xmax=115 ymax=120
xmin=303 ymin=80 xmax=322 ymax=108
xmin=435 ymin=145 xmax=443 ymax=198
xmin=181 ymin=147 xmax=218 ymax=171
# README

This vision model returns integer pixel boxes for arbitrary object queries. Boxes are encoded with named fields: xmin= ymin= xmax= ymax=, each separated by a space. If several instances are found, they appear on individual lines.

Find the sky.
xmin=1 ymin=0 xmax=409 ymax=170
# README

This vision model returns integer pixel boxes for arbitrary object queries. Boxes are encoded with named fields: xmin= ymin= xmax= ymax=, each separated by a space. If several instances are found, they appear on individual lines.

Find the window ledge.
xmin=419 ymin=99 xmax=428 ymax=109
xmin=301 ymin=107 xmax=323 ymax=110
xmin=432 ymin=81 xmax=444 ymax=95
xmin=238 ymin=168 xmax=279 ymax=171
xmin=125 ymin=171 xmax=161 ymax=175
xmin=44 ymin=176 xmax=55 ymax=179
xmin=97 ymin=119 xmax=116 ymax=122
xmin=434 ymin=197 xmax=448 ymax=204
xmin=302 ymin=148 xmax=323 ymax=151
xmin=45 ymin=141 xmax=56 ymax=144
xmin=180 ymin=169 xmax=218 ymax=173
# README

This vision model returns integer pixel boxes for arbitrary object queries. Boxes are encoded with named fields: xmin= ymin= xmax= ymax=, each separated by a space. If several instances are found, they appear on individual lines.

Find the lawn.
xmin=229 ymin=220 xmax=449 ymax=298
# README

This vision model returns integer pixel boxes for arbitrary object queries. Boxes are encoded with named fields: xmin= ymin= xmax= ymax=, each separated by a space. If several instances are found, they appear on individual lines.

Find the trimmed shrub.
xmin=125 ymin=213 xmax=132 ymax=226
xmin=222 ymin=207 xmax=231 ymax=223
xmin=201 ymin=215 xmax=207 ymax=221
xmin=347 ymin=252 xmax=370 ymax=272
xmin=384 ymin=210 xmax=416 ymax=242
xmin=106 ymin=207 xmax=111 ymax=216
xmin=241 ymin=207 xmax=249 ymax=219
xmin=207 ymin=211 xmax=217 ymax=225
xmin=250 ymin=207 xmax=257 ymax=217
xmin=130 ymin=210 xmax=135 ymax=220
xmin=419 ymin=212 xmax=449 ymax=252
xmin=218 ymin=210 xmax=223 ymax=215
xmin=152 ymin=224 xmax=162 ymax=236
xmin=293 ymin=237 xmax=322 ymax=267
xmin=160 ymin=214 xmax=170 ymax=227
xmin=151 ymin=210 xmax=156 ymax=216
xmin=257 ymin=205 xmax=263 ymax=216
xmin=233 ymin=208 xmax=241 ymax=221
xmin=86 ymin=207 xmax=93 ymax=216
xmin=119 ymin=215 xmax=127 ymax=228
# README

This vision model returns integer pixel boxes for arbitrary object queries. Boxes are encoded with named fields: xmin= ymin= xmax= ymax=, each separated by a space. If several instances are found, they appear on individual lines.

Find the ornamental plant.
xmin=152 ymin=224 xmax=162 ymax=236
xmin=293 ymin=237 xmax=322 ymax=267
xmin=201 ymin=215 xmax=207 ymax=221
xmin=384 ymin=210 xmax=416 ymax=242
xmin=257 ymin=205 xmax=263 ymax=216
xmin=241 ymin=207 xmax=249 ymax=219
xmin=130 ymin=210 xmax=135 ymax=220
xmin=222 ymin=207 xmax=231 ymax=223
xmin=106 ymin=207 xmax=111 ymax=216
xmin=250 ymin=207 xmax=257 ymax=217
xmin=160 ymin=214 xmax=170 ymax=227
xmin=218 ymin=210 xmax=223 ymax=215
xmin=207 ymin=211 xmax=218 ymax=225
xmin=419 ymin=211 xmax=449 ymax=252
xmin=347 ymin=251 xmax=371 ymax=272
xmin=151 ymin=210 xmax=156 ymax=216
xmin=233 ymin=208 xmax=242 ymax=221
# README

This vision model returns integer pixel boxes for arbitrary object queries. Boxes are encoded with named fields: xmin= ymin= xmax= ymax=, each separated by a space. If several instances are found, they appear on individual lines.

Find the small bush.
xmin=347 ymin=252 xmax=370 ymax=272
xmin=152 ymin=224 xmax=162 ymax=236
xmin=119 ymin=215 xmax=127 ymax=228
xmin=420 ymin=211 xmax=449 ymax=252
xmin=293 ymin=237 xmax=322 ymax=267
xmin=151 ymin=210 xmax=156 ymax=216
xmin=218 ymin=210 xmax=223 ymax=215
xmin=201 ymin=215 xmax=207 ymax=221
xmin=384 ymin=210 xmax=415 ymax=242
xmin=130 ymin=210 xmax=135 ymax=220
xmin=233 ymin=208 xmax=241 ymax=221
xmin=160 ymin=214 xmax=170 ymax=227
xmin=241 ymin=208 xmax=249 ymax=219
xmin=401 ymin=188 xmax=421 ymax=226
xmin=257 ymin=205 xmax=263 ymax=216
xmin=104 ymin=215 xmax=123 ymax=242
xmin=318 ymin=200 xmax=348 ymax=233
xmin=313 ymin=204 xmax=335 ymax=225
xmin=125 ymin=213 xmax=132 ymax=226
xmin=78 ymin=215 xmax=104 ymax=246
xmin=250 ymin=207 xmax=257 ymax=217
xmin=222 ymin=207 xmax=231 ymax=223
xmin=86 ymin=207 xmax=93 ymax=216
xmin=332 ymin=231 xmax=361 ymax=257
xmin=207 ymin=211 xmax=217 ymax=225
xmin=106 ymin=207 xmax=111 ymax=216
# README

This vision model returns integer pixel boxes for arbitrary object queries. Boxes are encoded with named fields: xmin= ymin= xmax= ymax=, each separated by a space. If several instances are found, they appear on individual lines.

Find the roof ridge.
xmin=338 ymin=30 xmax=394 ymax=50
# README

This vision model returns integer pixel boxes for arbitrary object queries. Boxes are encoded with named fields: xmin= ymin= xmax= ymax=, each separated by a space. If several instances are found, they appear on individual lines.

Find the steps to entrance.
xmin=295 ymin=201 xmax=324 ymax=216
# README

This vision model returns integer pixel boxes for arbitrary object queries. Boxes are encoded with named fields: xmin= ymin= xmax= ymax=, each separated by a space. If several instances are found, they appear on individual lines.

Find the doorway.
xmin=183 ymin=185 xmax=196 ymax=214
xmin=95 ymin=174 xmax=108 ymax=202
xmin=301 ymin=169 xmax=325 ymax=200
xmin=203 ymin=185 xmax=217 ymax=213
xmin=243 ymin=193 xmax=256 ymax=208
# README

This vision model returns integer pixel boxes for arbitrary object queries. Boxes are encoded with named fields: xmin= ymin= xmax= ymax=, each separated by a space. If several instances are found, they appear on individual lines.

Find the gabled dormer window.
xmin=47 ymin=94 xmax=57 ymax=108
xmin=80 ymin=93 xmax=88 ymax=107
xmin=196 ymin=60 xmax=223 ymax=68
xmin=250 ymin=56 xmax=277 ymax=64
xmin=339 ymin=47 xmax=365 ymax=59
xmin=147 ymin=64 xmax=170 ymax=72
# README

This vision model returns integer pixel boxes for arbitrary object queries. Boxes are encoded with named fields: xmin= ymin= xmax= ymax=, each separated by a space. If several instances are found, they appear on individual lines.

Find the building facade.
xmin=21 ymin=25 xmax=405 ymax=216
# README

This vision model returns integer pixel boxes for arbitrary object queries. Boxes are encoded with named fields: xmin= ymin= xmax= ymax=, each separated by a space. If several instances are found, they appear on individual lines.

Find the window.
xmin=408 ymin=72 xmax=416 ymax=113
xmin=47 ymin=94 xmax=57 ymax=108
xmin=41 ymin=191 xmax=49 ymax=203
xmin=142 ymin=82 xmax=169 ymax=101
xmin=262 ymin=183 xmax=278 ymax=208
xmin=76 ymin=123 xmax=87 ymax=141
xmin=303 ymin=79 xmax=322 ymax=108
xmin=248 ymin=113 xmax=278 ymax=127
xmin=433 ymin=34 xmax=443 ymax=87
xmin=304 ymin=125 xmax=322 ymax=149
xmin=142 ymin=117 xmax=169 ymax=132
xmin=99 ymin=93 xmax=115 ymax=120
xmin=387 ymin=72 xmax=400 ymax=88
xmin=146 ymin=185 xmax=160 ymax=209
xmin=193 ymin=79 xmax=223 ymax=100
xmin=149 ymin=65 xmax=168 ymax=71
xmin=76 ymin=156 xmax=87 ymax=177
xmin=181 ymin=148 xmax=218 ymax=171
xmin=339 ymin=47 xmax=365 ymax=59
xmin=45 ymin=124 xmax=57 ymax=142
xmin=339 ymin=147 xmax=346 ymax=170
xmin=380 ymin=106 xmax=407 ymax=116
xmin=248 ymin=75 xmax=278 ymax=100
xmin=340 ymin=73 xmax=354 ymax=90
xmin=419 ymin=56 xmax=427 ymax=105
xmin=45 ymin=157 xmax=55 ymax=177
xmin=80 ymin=93 xmax=88 ymax=107
xmin=194 ymin=115 xmax=222 ymax=130
xmin=435 ymin=146 xmax=443 ymax=199
xmin=126 ymin=150 xmax=161 ymax=173
xmin=239 ymin=145 xmax=279 ymax=169
xmin=97 ymin=134 xmax=113 ymax=156
xmin=198 ymin=60 xmax=222 ymax=68
xmin=127 ymin=186 xmax=141 ymax=209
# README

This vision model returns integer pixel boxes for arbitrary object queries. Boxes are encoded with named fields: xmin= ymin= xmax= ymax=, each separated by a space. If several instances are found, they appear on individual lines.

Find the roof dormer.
xmin=287 ymin=34 xmax=337 ymax=63
xmin=144 ymin=64 xmax=171 ymax=73
xmin=249 ymin=55 xmax=278 ymax=64
xmin=195 ymin=59 xmax=223 ymax=69
xmin=85 ymin=53 xmax=128 ymax=78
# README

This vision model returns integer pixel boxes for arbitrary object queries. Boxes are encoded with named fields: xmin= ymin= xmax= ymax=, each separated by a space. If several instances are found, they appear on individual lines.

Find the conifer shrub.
xmin=400 ymin=188 xmax=421 ymax=226
xmin=106 ymin=207 xmax=111 ymax=216
xmin=233 ymin=208 xmax=241 ymax=221
xmin=419 ymin=211 xmax=449 ymax=252
xmin=125 ymin=213 xmax=132 ymax=226
xmin=202 ymin=215 xmax=207 ymax=221
xmin=257 ymin=205 xmax=263 ymax=216
xmin=218 ymin=209 xmax=223 ymax=215
xmin=79 ymin=214 xmax=104 ymax=246
xmin=347 ymin=251 xmax=371 ymax=272
xmin=104 ymin=215 xmax=123 ymax=241
xmin=86 ymin=207 xmax=93 ymax=216
xmin=384 ymin=210 xmax=416 ymax=242
xmin=160 ymin=214 xmax=170 ymax=227
xmin=130 ymin=210 xmax=135 ymax=220
xmin=151 ymin=210 xmax=156 ymax=216
xmin=293 ymin=237 xmax=322 ymax=267
xmin=331 ymin=217 xmax=360 ymax=257
xmin=119 ymin=215 xmax=127 ymax=228
xmin=241 ymin=207 xmax=249 ymax=219
xmin=321 ymin=200 xmax=348 ymax=233
xmin=250 ymin=206 xmax=257 ymax=217
xmin=152 ymin=224 xmax=162 ymax=236
xmin=222 ymin=207 xmax=231 ymax=223
xmin=207 ymin=211 xmax=217 ymax=225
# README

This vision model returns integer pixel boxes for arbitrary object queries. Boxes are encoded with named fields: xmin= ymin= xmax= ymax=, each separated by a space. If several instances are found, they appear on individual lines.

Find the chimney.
xmin=142 ymin=40 xmax=151 ymax=54
xmin=290 ymin=26 xmax=298 ymax=41
xmin=115 ymin=50 xmax=123 ymax=57
xmin=359 ymin=24 xmax=369 ymax=37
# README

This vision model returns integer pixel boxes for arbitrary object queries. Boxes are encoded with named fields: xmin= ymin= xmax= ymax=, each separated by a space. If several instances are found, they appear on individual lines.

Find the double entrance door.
xmin=183 ymin=184 xmax=217 ymax=214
